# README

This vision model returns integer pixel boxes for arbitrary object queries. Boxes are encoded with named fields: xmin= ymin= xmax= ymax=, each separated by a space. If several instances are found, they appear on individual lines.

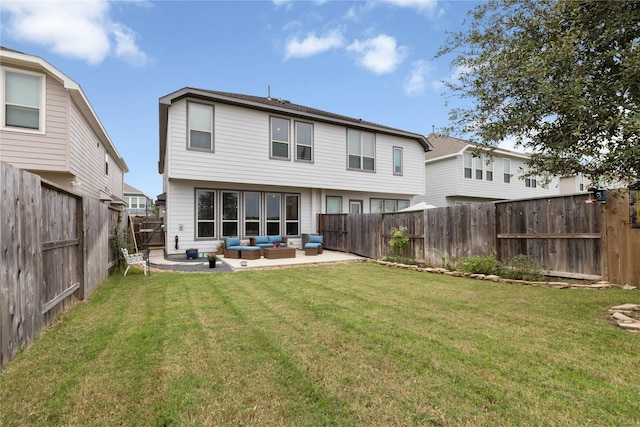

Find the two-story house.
xmin=159 ymin=87 xmax=432 ymax=254
xmin=124 ymin=183 xmax=153 ymax=216
xmin=414 ymin=134 xmax=559 ymax=207
xmin=0 ymin=47 xmax=128 ymax=206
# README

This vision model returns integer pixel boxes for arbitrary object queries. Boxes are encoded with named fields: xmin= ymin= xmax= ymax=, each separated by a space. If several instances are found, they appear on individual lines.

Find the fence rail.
xmin=320 ymin=191 xmax=639 ymax=285
xmin=1 ymin=162 xmax=121 ymax=369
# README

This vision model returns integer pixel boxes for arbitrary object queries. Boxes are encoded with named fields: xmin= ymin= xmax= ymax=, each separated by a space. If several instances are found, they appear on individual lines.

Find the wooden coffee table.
xmin=263 ymin=247 xmax=296 ymax=259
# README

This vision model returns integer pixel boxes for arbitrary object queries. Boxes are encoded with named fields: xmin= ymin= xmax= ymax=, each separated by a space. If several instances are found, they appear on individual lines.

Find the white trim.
xmin=1 ymin=66 xmax=46 ymax=134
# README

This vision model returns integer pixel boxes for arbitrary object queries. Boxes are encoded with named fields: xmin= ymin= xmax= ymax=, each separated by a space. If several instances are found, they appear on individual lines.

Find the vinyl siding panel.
xmin=421 ymin=153 xmax=560 ymax=207
xmin=166 ymin=99 xmax=425 ymax=196
xmin=415 ymin=158 xmax=456 ymax=207
xmin=0 ymin=73 xmax=68 ymax=171
xmin=68 ymin=99 xmax=124 ymax=200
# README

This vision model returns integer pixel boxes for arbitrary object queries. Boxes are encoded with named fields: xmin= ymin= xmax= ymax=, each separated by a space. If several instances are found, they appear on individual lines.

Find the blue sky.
xmin=1 ymin=0 xmax=481 ymax=199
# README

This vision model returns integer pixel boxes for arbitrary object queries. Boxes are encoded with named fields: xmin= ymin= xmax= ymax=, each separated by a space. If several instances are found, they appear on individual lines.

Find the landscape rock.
xmin=611 ymin=304 xmax=640 ymax=312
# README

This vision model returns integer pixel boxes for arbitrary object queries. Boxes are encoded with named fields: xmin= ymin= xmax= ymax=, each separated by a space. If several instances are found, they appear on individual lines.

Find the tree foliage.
xmin=438 ymin=0 xmax=640 ymax=185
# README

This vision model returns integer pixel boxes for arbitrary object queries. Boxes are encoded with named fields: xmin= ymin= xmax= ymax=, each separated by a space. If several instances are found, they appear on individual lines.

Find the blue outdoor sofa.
xmin=223 ymin=237 xmax=261 ymax=259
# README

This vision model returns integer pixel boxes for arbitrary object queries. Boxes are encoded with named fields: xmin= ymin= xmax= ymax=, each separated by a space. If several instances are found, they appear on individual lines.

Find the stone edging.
xmin=609 ymin=304 xmax=640 ymax=332
xmin=373 ymin=260 xmax=638 ymax=290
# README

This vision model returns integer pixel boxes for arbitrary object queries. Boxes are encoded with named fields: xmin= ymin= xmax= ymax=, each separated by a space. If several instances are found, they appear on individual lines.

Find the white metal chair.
xmin=121 ymin=248 xmax=148 ymax=276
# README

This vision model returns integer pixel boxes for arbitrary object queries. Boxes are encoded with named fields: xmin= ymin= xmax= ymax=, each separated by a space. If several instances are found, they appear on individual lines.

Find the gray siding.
xmin=166 ymin=99 xmax=424 ymax=196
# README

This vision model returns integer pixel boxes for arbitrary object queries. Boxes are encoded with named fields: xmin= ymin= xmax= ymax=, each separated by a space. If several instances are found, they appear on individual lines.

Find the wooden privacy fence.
xmin=319 ymin=191 xmax=639 ymax=285
xmin=1 ymin=162 xmax=121 ymax=369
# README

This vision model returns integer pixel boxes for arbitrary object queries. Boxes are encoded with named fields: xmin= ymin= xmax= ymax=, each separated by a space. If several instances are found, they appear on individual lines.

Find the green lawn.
xmin=1 ymin=263 xmax=638 ymax=426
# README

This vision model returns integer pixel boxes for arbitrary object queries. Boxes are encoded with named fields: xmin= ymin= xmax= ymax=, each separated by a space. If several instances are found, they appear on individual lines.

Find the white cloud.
xmin=404 ymin=60 xmax=430 ymax=96
xmin=0 ymin=0 xmax=148 ymax=66
xmin=381 ymin=0 xmax=443 ymax=18
xmin=285 ymin=29 xmax=344 ymax=59
xmin=347 ymin=34 xmax=408 ymax=75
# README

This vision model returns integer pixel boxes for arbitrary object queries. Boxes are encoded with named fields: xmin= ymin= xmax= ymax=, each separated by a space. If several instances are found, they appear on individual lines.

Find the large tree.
xmin=438 ymin=0 xmax=640 ymax=185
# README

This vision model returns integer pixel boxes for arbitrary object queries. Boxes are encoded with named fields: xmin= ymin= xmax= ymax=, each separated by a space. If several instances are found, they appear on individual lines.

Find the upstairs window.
xmin=188 ymin=103 xmax=213 ymax=150
xmin=3 ymin=70 xmax=44 ymax=131
xmin=271 ymin=117 xmax=290 ymax=159
xmin=295 ymin=121 xmax=313 ymax=162
xmin=486 ymin=158 xmax=494 ymax=181
xmin=463 ymin=152 xmax=472 ymax=178
xmin=503 ymin=159 xmax=511 ymax=183
xmin=393 ymin=147 xmax=403 ymax=175
xmin=474 ymin=156 xmax=483 ymax=180
xmin=525 ymin=177 xmax=537 ymax=188
xmin=347 ymin=129 xmax=375 ymax=171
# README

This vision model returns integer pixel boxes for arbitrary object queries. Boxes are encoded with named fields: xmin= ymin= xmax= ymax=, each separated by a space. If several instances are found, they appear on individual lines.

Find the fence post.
xmin=76 ymin=196 xmax=86 ymax=300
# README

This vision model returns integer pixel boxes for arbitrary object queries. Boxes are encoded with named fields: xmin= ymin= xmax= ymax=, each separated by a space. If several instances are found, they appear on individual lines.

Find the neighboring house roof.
xmin=0 ymin=46 xmax=128 ymax=173
xmin=158 ymin=87 xmax=433 ymax=173
xmin=425 ymin=133 xmax=529 ymax=162
xmin=124 ymin=182 xmax=149 ymax=198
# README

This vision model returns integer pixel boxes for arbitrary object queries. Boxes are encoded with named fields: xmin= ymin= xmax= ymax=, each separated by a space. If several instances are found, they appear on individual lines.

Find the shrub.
xmin=458 ymin=255 xmax=501 ymax=275
xmin=389 ymin=227 xmax=410 ymax=258
xmin=501 ymin=254 xmax=545 ymax=281
xmin=383 ymin=255 xmax=417 ymax=265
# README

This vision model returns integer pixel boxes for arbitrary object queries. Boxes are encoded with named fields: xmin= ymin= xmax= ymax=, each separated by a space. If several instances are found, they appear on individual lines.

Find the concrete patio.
xmin=148 ymin=248 xmax=365 ymax=272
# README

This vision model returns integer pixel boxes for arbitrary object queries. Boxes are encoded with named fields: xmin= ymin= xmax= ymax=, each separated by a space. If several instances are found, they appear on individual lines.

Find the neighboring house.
xmin=0 ymin=47 xmax=128 ymax=206
xmin=559 ymin=174 xmax=590 ymax=195
xmin=159 ymin=87 xmax=432 ymax=254
xmin=124 ymin=183 xmax=153 ymax=216
xmin=414 ymin=134 xmax=560 ymax=207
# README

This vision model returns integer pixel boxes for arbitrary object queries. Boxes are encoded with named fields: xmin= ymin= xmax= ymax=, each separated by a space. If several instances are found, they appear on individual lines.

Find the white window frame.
xmin=2 ymin=67 xmax=46 ymax=134
xmin=474 ymin=156 xmax=483 ymax=180
xmin=187 ymin=102 xmax=214 ymax=151
xmin=463 ymin=152 xmax=472 ymax=179
xmin=349 ymin=200 xmax=363 ymax=213
xmin=503 ymin=159 xmax=511 ymax=183
xmin=486 ymin=158 xmax=494 ymax=182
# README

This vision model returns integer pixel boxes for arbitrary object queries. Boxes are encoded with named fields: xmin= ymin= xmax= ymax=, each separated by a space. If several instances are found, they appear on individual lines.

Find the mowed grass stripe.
xmin=1 ymin=263 xmax=638 ymax=426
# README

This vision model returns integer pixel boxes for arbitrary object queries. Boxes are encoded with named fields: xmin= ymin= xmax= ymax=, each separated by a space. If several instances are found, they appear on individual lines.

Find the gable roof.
xmin=0 ymin=46 xmax=128 ymax=172
xmin=124 ymin=182 xmax=149 ymax=197
xmin=158 ymin=87 xmax=432 ymax=173
xmin=425 ymin=133 xmax=530 ymax=162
